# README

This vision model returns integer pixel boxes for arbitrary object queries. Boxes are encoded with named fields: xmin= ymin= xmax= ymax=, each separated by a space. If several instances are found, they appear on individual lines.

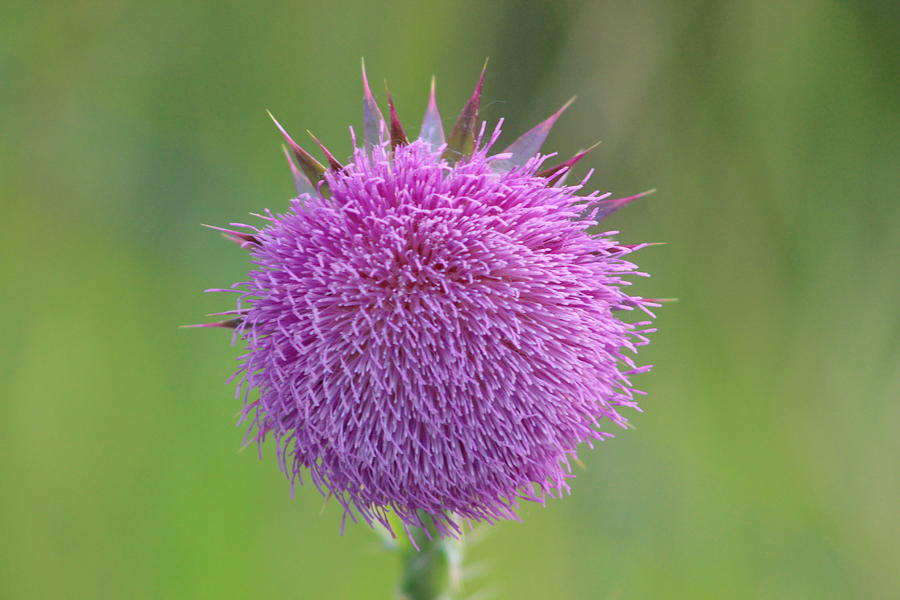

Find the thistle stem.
xmin=399 ymin=513 xmax=463 ymax=600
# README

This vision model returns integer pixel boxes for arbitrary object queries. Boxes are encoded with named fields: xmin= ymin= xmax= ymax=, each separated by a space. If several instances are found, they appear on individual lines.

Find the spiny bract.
xmin=197 ymin=63 xmax=658 ymax=539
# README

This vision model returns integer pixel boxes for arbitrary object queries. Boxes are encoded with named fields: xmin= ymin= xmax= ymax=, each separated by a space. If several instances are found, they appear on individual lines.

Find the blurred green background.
xmin=2 ymin=1 xmax=897 ymax=598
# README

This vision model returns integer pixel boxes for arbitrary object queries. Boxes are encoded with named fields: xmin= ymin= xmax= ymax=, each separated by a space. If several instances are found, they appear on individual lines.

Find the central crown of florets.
xmin=323 ymin=140 xmax=582 ymax=295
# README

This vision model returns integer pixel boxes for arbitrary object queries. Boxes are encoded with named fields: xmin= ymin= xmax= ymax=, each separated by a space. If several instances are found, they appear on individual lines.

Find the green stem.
xmin=398 ymin=513 xmax=463 ymax=600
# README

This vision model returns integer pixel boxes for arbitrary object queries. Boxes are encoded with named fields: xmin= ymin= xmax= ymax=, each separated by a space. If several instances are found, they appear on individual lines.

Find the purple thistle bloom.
xmin=198 ymin=64 xmax=658 ymax=538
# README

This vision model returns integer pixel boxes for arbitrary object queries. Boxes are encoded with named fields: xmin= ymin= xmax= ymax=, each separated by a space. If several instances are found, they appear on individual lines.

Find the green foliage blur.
xmin=2 ymin=1 xmax=897 ymax=598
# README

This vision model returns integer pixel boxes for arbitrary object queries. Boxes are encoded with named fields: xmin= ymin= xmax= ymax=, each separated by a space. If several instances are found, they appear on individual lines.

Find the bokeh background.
xmin=2 ymin=1 xmax=897 ymax=598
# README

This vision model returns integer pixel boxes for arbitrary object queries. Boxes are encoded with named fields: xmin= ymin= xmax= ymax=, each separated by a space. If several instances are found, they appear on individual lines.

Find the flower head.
xmin=197 ymin=64 xmax=658 ymax=538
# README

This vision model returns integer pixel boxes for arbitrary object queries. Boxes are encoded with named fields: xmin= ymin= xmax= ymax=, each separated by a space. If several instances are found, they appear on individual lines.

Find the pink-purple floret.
xmin=221 ymin=128 xmax=656 ymax=538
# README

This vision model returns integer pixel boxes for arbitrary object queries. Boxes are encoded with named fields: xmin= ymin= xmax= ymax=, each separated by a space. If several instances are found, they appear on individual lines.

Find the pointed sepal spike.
xmin=280 ymin=145 xmax=316 ymax=195
xmin=306 ymin=130 xmax=343 ymax=171
xmin=443 ymin=60 xmax=487 ymax=163
xmin=495 ymin=97 xmax=575 ymax=170
xmin=206 ymin=309 xmax=250 ymax=317
xmin=201 ymin=224 xmax=260 ymax=248
xmin=618 ymin=241 xmax=667 ymax=252
xmin=536 ymin=141 xmax=601 ymax=183
xmin=361 ymin=58 xmax=385 ymax=148
xmin=180 ymin=318 xmax=243 ymax=329
xmin=385 ymin=88 xmax=409 ymax=149
xmin=267 ymin=111 xmax=327 ymax=186
xmin=593 ymin=189 xmax=656 ymax=220
xmin=419 ymin=76 xmax=445 ymax=147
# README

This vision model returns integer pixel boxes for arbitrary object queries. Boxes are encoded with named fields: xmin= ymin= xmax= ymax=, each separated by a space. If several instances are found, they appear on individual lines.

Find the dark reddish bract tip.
xmin=385 ymin=88 xmax=409 ymax=149
xmin=443 ymin=59 xmax=488 ymax=163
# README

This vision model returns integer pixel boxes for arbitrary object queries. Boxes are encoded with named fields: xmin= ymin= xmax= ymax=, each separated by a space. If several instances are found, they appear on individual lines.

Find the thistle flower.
xmin=197 ymin=63 xmax=658 ymax=539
